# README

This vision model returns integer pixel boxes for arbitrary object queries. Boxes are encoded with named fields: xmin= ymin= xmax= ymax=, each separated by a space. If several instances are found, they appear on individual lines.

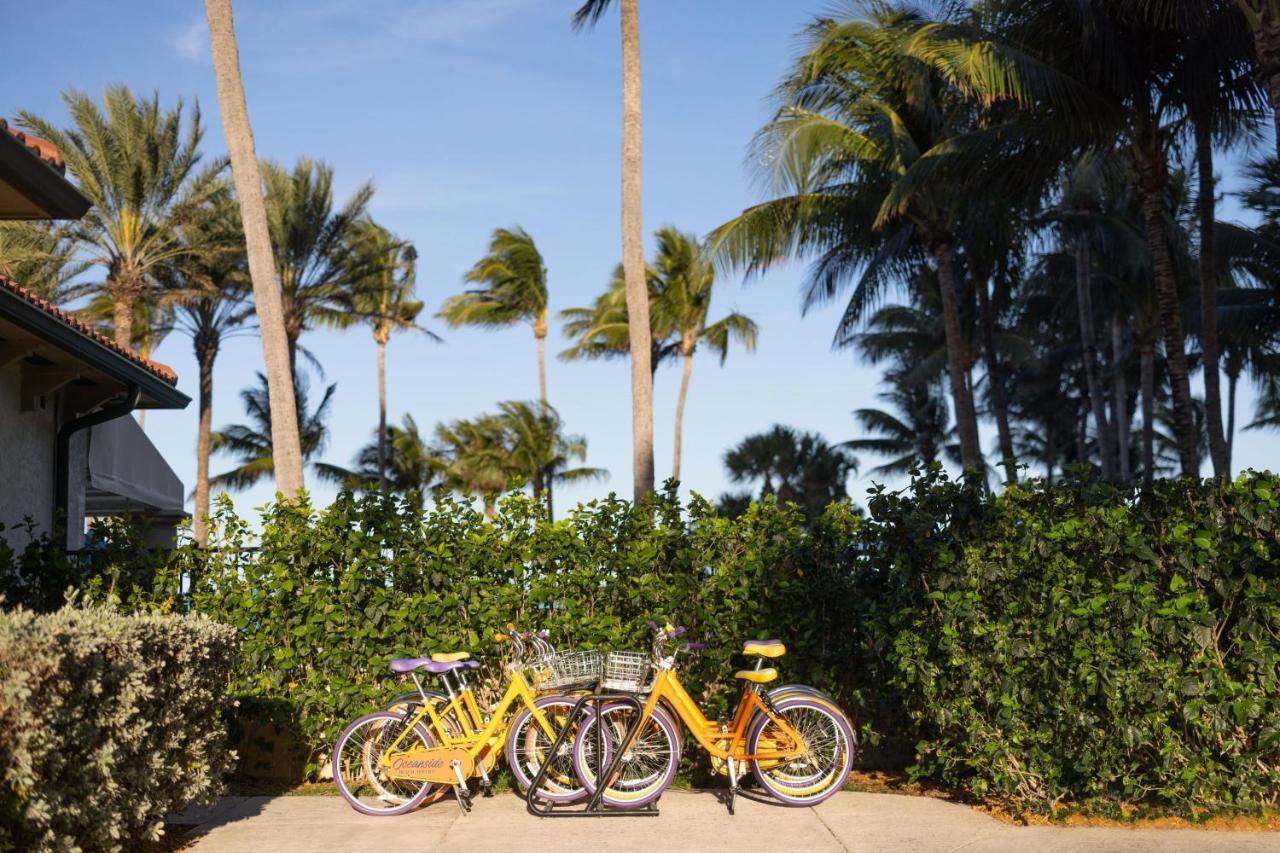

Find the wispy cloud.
xmin=170 ymin=18 xmax=206 ymax=61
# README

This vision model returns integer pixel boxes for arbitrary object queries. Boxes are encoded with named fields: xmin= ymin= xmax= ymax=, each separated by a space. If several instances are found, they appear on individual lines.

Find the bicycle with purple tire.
xmin=574 ymin=623 xmax=856 ymax=812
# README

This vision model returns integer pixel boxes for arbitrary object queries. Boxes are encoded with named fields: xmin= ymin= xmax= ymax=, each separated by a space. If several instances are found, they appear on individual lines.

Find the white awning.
xmin=84 ymin=415 xmax=186 ymax=517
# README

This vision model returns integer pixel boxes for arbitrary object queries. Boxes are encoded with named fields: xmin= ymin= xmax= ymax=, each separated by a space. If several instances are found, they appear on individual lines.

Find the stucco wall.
xmin=0 ymin=361 xmax=56 ymax=549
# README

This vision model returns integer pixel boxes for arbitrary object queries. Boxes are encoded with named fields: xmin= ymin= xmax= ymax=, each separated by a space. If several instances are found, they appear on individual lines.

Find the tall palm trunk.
xmin=109 ymin=264 xmax=148 ymax=348
xmin=205 ymin=0 xmax=305 ymax=496
xmin=1136 ymin=149 xmax=1199 ymax=478
xmin=931 ymin=240 xmax=982 ymax=473
xmin=1111 ymin=314 xmax=1131 ymax=484
xmin=534 ymin=310 xmax=552 ymax=517
xmin=1195 ymin=121 xmax=1229 ymax=477
xmin=1075 ymin=240 xmax=1116 ymax=481
xmin=534 ymin=311 xmax=549 ymax=407
xmin=375 ymin=333 xmax=388 ymax=490
xmin=976 ymin=274 xmax=1015 ymax=483
xmin=1226 ymin=360 xmax=1240 ymax=473
xmin=619 ymin=0 xmax=654 ymax=500
xmin=1140 ymin=335 xmax=1156 ymax=489
xmin=672 ymin=347 xmax=694 ymax=483
xmin=194 ymin=335 xmax=218 ymax=547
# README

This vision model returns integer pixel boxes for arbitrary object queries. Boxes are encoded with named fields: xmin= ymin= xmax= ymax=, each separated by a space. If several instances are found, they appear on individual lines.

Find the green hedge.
xmin=0 ymin=601 xmax=240 ymax=851
xmin=3 ymin=470 xmax=1278 ymax=816
xmin=860 ymin=470 xmax=1280 ymax=815
xmin=173 ymin=489 xmax=863 ymax=775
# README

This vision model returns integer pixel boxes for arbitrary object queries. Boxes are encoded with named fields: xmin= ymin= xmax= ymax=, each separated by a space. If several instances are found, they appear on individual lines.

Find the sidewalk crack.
xmin=811 ymin=806 xmax=851 ymax=853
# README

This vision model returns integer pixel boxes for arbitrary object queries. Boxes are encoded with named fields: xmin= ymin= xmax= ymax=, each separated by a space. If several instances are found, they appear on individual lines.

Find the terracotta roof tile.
xmin=0 ymin=276 xmax=178 ymax=385
xmin=0 ymin=117 xmax=66 ymax=174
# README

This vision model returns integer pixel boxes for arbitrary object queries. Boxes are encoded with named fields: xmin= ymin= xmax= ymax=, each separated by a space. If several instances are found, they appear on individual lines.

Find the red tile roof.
xmin=0 ymin=276 xmax=178 ymax=385
xmin=0 ymin=118 xmax=65 ymax=174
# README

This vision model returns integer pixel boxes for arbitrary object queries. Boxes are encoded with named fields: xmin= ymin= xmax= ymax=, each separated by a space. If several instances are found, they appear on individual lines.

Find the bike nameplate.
xmin=385 ymin=747 xmax=475 ymax=783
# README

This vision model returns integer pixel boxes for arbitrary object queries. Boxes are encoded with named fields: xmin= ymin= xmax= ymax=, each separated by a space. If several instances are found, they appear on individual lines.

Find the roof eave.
xmin=0 ymin=288 xmax=189 ymax=410
xmin=0 ymin=131 xmax=91 ymax=220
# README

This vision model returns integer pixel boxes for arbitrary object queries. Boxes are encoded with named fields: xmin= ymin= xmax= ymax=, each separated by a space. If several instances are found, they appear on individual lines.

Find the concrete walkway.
xmin=172 ymin=791 xmax=1280 ymax=852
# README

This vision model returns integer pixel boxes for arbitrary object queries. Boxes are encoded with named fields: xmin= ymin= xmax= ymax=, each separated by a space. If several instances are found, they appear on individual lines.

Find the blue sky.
xmin=5 ymin=0 xmax=1275 ymax=517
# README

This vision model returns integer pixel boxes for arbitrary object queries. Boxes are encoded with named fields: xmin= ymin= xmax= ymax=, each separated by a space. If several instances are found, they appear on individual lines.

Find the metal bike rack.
xmin=525 ymin=693 xmax=660 ymax=818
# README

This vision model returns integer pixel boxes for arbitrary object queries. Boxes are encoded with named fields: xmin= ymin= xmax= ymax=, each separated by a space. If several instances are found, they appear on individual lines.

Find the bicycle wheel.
xmin=332 ymin=711 xmax=438 ymax=816
xmin=573 ymin=702 xmax=680 ymax=809
xmin=746 ymin=695 xmax=854 ymax=806
xmin=505 ymin=694 xmax=588 ymax=803
xmin=710 ymin=684 xmax=840 ymax=777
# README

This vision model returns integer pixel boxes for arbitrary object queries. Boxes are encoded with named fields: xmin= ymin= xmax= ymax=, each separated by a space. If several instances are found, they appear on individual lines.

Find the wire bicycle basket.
xmin=601 ymin=651 xmax=652 ymax=693
xmin=531 ymin=649 xmax=603 ymax=690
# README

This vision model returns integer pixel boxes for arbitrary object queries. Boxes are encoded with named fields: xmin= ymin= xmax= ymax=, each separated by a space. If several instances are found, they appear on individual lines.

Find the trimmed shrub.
xmin=0 ymin=601 xmax=239 ymax=852
xmin=4 ymin=470 xmax=1277 ymax=816
xmin=173 ymin=489 xmax=863 ymax=773
xmin=852 ymin=469 xmax=1280 ymax=814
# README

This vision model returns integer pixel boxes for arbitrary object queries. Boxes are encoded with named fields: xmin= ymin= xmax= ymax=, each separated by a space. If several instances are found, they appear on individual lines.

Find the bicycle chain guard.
xmin=384 ymin=747 xmax=476 ymax=783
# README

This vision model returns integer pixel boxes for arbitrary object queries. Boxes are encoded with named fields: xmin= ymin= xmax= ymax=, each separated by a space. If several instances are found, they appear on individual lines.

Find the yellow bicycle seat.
xmin=742 ymin=640 xmax=786 ymax=658
xmin=734 ymin=668 xmax=778 ymax=684
xmin=431 ymin=652 xmax=471 ymax=663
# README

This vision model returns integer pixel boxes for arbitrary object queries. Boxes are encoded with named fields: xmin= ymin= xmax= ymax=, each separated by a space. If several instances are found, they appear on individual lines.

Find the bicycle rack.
xmin=525 ymin=693 xmax=660 ymax=818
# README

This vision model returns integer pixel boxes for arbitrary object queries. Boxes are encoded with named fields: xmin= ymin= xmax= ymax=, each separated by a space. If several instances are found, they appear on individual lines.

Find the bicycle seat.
xmin=390 ymin=657 xmax=480 ymax=674
xmin=735 ymin=668 xmax=778 ymax=684
xmin=742 ymin=639 xmax=786 ymax=658
xmin=430 ymin=651 xmax=471 ymax=663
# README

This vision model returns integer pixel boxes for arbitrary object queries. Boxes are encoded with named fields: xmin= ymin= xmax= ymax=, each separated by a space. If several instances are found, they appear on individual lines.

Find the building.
xmin=0 ymin=118 xmax=190 ymax=549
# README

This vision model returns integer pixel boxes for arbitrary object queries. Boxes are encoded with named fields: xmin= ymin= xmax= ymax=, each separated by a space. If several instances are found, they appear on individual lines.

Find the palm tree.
xmin=722 ymin=425 xmax=857 ymax=522
xmin=18 ymin=87 xmax=222 ymax=347
xmin=433 ymin=414 xmax=513 ymax=519
xmin=1179 ymin=9 xmax=1264 ymax=478
xmin=316 ymin=414 xmax=443 ymax=508
xmin=337 ymin=219 xmax=431 ymax=489
xmin=1072 ymin=8 xmax=1202 ymax=477
xmin=439 ymin=227 xmax=549 ymax=403
xmin=563 ymin=230 xmax=758 ymax=483
xmin=167 ymin=196 xmax=253 ymax=545
xmin=845 ymin=374 xmax=958 ymax=478
xmin=495 ymin=400 xmax=606 ymax=520
xmin=262 ymin=158 xmax=374 ymax=372
xmin=573 ymin=0 xmax=655 ymax=500
xmin=210 ymin=372 xmax=335 ymax=492
xmin=708 ymin=5 xmax=1074 ymax=475
xmin=650 ymin=227 xmax=757 ymax=483
xmin=1134 ymin=0 xmax=1280 ymax=155
xmin=204 ymin=0 xmax=306 ymax=497
xmin=1040 ymin=151 xmax=1123 ymax=482
xmin=0 ymin=221 xmax=89 ymax=303
xmin=559 ymin=262 xmax=680 ymax=372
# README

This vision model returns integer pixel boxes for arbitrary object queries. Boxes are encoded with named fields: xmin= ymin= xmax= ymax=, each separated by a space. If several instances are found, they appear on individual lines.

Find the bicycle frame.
xmin=378 ymin=667 xmax=558 ymax=775
xmin=636 ymin=668 xmax=806 ymax=762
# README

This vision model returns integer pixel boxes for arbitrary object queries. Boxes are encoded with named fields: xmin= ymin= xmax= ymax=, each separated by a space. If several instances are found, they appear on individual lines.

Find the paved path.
xmin=172 ymin=791 xmax=1280 ymax=852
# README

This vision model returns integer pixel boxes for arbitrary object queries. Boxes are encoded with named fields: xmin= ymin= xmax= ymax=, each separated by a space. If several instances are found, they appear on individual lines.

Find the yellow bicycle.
xmin=573 ymin=624 xmax=855 ymax=811
xmin=331 ymin=629 xmax=590 ymax=815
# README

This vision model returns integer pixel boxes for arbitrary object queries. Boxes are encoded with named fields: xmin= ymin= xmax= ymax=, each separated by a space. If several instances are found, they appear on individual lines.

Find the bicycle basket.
xmin=532 ymin=649 xmax=602 ymax=690
xmin=601 ymin=651 xmax=651 ymax=692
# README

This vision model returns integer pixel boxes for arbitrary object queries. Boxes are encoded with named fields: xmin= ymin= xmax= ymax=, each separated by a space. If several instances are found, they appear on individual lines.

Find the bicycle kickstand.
xmin=726 ymin=758 xmax=739 ymax=815
xmin=450 ymin=760 xmax=472 ymax=815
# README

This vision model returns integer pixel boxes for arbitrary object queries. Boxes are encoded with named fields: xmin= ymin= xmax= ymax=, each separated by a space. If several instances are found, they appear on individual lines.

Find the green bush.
xmin=0 ymin=518 xmax=176 ymax=613
xmin=174 ymin=489 xmax=863 ymax=772
xmin=855 ymin=469 xmax=1280 ymax=815
xmin=4 ymin=470 xmax=1278 ymax=816
xmin=0 ymin=601 xmax=240 ymax=851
